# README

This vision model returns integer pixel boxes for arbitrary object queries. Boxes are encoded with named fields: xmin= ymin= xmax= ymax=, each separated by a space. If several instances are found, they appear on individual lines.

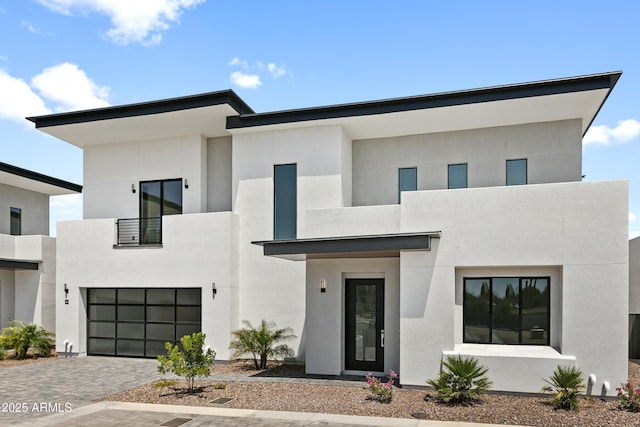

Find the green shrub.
xmin=157 ymin=332 xmax=215 ymax=393
xmin=365 ymin=370 xmax=397 ymax=403
xmin=427 ymin=355 xmax=492 ymax=405
xmin=0 ymin=321 xmax=54 ymax=359
xmin=617 ymin=381 xmax=640 ymax=412
xmin=153 ymin=378 xmax=178 ymax=388
xmin=542 ymin=365 xmax=584 ymax=410
xmin=229 ymin=320 xmax=295 ymax=369
xmin=0 ymin=347 xmax=6 ymax=360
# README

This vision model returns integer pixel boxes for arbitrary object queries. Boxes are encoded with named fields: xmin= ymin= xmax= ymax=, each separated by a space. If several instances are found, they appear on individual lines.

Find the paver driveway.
xmin=0 ymin=357 xmax=160 ymax=426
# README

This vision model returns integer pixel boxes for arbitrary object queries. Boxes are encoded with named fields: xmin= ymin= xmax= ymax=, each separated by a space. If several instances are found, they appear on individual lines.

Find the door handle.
xmin=380 ymin=329 xmax=385 ymax=348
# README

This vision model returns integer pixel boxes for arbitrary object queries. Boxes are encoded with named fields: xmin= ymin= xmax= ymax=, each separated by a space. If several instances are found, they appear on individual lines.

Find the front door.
xmin=345 ymin=279 xmax=384 ymax=372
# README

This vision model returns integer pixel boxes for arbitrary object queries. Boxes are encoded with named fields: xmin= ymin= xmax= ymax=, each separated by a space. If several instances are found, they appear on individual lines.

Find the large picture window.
xmin=463 ymin=277 xmax=549 ymax=345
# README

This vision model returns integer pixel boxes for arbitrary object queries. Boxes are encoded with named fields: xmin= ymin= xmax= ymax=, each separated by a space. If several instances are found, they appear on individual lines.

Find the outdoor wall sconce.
xmin=212 ymin=282 xmax=217 ymax=299
xmin=184 ymin=178 xmax=189 ymax=189
xmin=320 ymin=279 xmax=326 ymax=293
xmin=64 ymin=283 xmax=69 ymax=305
xmin=131 ymin=183 xmax=136 ymax=193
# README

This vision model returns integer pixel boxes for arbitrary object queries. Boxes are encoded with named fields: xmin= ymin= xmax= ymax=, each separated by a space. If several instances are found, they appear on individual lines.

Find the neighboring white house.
xmin=0 ymin=161 xmax=81 ymax=333
xmin=28 ymin=71 xmax=628 ymax=395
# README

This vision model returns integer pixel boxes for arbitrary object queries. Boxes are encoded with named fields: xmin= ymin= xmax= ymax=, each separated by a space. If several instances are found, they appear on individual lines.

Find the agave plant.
xmin=542 ymin=365 xmax=584 ymax=410
xmin=229 ymin=320 xmax=295 ymax=369
xmin=0 ymin=321 xmax=54 ymax=359
xmin=427 ymin=355 xmax=492 ymax=405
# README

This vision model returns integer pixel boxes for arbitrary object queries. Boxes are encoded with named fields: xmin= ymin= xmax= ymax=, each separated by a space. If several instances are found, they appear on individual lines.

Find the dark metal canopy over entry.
xmin=0 ymin=258 xmax=40 ymax=270
xmin=252 ymin=232 xmax=440 ymax=261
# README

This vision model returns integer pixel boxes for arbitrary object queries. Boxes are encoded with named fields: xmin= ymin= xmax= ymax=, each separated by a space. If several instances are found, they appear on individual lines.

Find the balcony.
xmin=116 ymin=217 xmax=162 ymax=247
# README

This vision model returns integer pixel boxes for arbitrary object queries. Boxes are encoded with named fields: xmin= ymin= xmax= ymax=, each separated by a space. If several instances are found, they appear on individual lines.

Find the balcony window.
xmin=274 ymin=164 xmax=297 ymax=240
xmin=10 ymin=207 xmax=21 ymax=236
xmin=448 ymin=163 xmax=467 ymax=189
xmin=507 ymin=159 xmax=527 ymax=186
xmin=398 ymin=167 xmax=417 ymax=203
xmin=139 ymin=179 xmax=182 ymax=244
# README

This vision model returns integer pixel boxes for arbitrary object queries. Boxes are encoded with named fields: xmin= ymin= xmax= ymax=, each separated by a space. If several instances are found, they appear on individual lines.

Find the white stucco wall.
xmin=55 ymin=212 xmax=238 ymax=357
xmin=83 ymin=135 xmax=207 ymax=219
xmin=0 ymin=183 xmax=49 ymax=235
xmin=232 ymin=125 xmax=352 ymax=359
xmin=352 ymin=119 xmax=582 ymax=206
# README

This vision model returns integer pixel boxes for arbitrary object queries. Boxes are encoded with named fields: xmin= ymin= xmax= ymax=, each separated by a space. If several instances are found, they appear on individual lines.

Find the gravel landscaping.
xmin=98 ymin=360 xmax=640 ymax=426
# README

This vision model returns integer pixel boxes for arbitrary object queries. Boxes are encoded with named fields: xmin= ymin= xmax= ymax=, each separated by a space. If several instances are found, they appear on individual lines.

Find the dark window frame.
xmin=139 ymin=178 xmax=182 ymax=245
xmin=398 ymin=167 xmax=417 ymax=203
xmin=448 ymin=163 xmax=468 ymax=189
xmin=10 ymin=207 xmax=21 ymax=236
xmin=274 ymin=163 xmax=297 ymax=240
xmin=506 ymin=159 xmax=527 ymax=186
xmin=463 ymin=276 xmax=550 ymax=346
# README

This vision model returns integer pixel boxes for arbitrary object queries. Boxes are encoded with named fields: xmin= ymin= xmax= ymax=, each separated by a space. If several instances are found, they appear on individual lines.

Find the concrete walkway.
xmin=0 ymin=357 xmax=520 ymax=427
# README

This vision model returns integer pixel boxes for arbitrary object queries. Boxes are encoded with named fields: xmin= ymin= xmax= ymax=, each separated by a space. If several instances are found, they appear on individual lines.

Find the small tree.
xmin=542 ymin=365 xmax=584 ymax=410
xmin=229 ymin=320 xmax=295 ymax=369
xmin=157 ymin=332 xmax=215 ymax=393
xmin=0 ymin=321 xmax=54 ymax=359
xmin=427 ymin=355 xmax=492 ymax=405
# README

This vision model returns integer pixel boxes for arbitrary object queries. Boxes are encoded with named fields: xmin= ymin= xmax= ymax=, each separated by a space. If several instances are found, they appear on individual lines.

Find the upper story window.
xmin=448 ymin=163 xmax=467 ymax=189
xmin=463 ymin=277 xmax=550 ymax=346
xmin=274 ymin=164 xmax=297 ymax=240
xmin=140 ymin=179 xmax=182 ymax=244
xmin=398 ymin=167 xmax=417 ymax=203
xmin=10 ymin=207 xmax=21 ymax=236
xmin=506 ymin=159 xmax=527 ymax=186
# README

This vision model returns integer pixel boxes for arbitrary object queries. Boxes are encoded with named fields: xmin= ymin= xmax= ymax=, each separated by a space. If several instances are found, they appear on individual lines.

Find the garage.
xmin=87 ymin=288 xmax=201 ymax=358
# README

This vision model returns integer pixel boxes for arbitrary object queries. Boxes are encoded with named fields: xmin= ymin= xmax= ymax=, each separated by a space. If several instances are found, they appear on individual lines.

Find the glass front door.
xmin=345 ymin=278 xmax=384 ymax=372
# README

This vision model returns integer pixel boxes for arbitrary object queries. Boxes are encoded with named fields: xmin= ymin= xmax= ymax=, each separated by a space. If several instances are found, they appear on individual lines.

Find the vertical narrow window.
xmin=398 ymin=167 xmax=417 ymax=203
xmin=10 ymin=207 xmax=21 ymax=236
xmin=463 ymin=279 xmax=491 ymax=343
xmin=448 ymin=163 xmax=467 ymax=189
xmin=274 ymin=164 xmax=297 ymax=240
xmin=506 ymin=159 xmax=527 ymax=186
xmin=140 ymin=179 xmax=182 ymax=244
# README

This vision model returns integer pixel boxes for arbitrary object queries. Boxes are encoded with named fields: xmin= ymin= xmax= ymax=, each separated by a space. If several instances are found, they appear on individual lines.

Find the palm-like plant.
xmin=229 ymin=320 xmax=295 ymax=369
xmin=0 ymin=321 xmax=54 ymax=359
xmin=427 ymin=355 xmax=492 ymax=405
xmin=542 ymin=365 xmax=584 ymax=410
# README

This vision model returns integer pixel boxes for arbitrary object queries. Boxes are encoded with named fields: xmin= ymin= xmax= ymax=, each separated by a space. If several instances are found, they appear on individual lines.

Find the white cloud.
xmin=583 ymin=119 xmax=640 ymax=145
xmin=36 ymin=0 xmax=205 ymax=46
xmin=0 ymin=69 xmax=52 ymax=124
xmin=0 ymin=56 xmax=8 ymax=61
xmin=31 ymin=62 xmax=110 ymax=112
xmin=230 ymin=71 xmax=261 ymax=89
xmin=268 ymin=63 xmax=286 ymax=78
xmin=631 ymin=230 xmax=640 ymax=240
xmin=21 ymin=21 xmax=42 ymax=34
xmin=631 ymin=212 xmax=637 ymax=222
xmin=49 ymin=193 xmax=83 ymax=236
xmin=229 ymin=57 xmax=248 ymax=68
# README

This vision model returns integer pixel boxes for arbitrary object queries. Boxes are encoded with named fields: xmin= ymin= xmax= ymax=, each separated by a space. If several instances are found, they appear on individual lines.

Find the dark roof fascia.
xmin=0 ymin=258 xmax=39 ymax=270
xmin=0 ymin=162 xmax=82 ymax=193
xmin=227 ymin=71 xmax=622 ymax=131
xmin=252 ymin=232 xmax=441 ymax=257
xmin=27 ymin=89 xmax=254 ymax=129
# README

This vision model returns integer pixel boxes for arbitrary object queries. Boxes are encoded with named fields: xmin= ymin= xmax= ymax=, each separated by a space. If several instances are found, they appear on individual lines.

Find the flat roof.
xmin=0 ymin=161 xmax=82 ymax=196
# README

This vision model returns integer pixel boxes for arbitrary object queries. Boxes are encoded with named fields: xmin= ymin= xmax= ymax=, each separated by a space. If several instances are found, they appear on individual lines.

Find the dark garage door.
xmin=87 ymin=288 xmax=201 ymax=358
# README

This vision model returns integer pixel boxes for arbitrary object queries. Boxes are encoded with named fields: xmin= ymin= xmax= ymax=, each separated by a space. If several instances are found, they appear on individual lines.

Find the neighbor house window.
xmin=448 ymin=163 xmax=467 ymax=189
xmin=398 ymin=167 xmax=417 ymax=203
xmin=463 ymin=277 xmax=549 ymax=345
xmin=140 ymin=179 xmax=182 ymax=244
xmin=507 ymin=159 xmax=527 ymax=186
xmin=10 ymin=207 xmax=21 ymax=236
xmin=274 ymin=164 xmax=297 ymax=240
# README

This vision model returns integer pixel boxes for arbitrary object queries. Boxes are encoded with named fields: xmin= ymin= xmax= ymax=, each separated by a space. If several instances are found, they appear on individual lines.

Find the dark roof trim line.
xmin=253 ymin=232 xmax=440 ymax=257
xmin=27 ymin=89 xmax=254 ymax=129
xmin=227 ymin=71 xmax=622 ymax=130
xmin=0 ymin=162 xmax=82 ymax=193
xmin=0 ymin=259 xmax=40 ymax=270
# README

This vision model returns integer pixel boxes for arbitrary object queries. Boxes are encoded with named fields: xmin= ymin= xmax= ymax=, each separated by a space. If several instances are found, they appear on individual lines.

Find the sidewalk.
xmin=15 ymin=401 xmax=519 ymax=427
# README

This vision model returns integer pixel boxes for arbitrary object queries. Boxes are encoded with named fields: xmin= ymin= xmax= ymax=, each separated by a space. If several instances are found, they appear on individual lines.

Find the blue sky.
xmin=1 ymin=0 xmax=639 ymax=236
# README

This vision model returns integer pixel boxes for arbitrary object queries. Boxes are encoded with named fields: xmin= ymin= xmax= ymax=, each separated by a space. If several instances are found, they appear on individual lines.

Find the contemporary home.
xmin=28 ymin=71 xmax=628 ymax=395
xmin=0 ymin=161 xmax=81 ymax=332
